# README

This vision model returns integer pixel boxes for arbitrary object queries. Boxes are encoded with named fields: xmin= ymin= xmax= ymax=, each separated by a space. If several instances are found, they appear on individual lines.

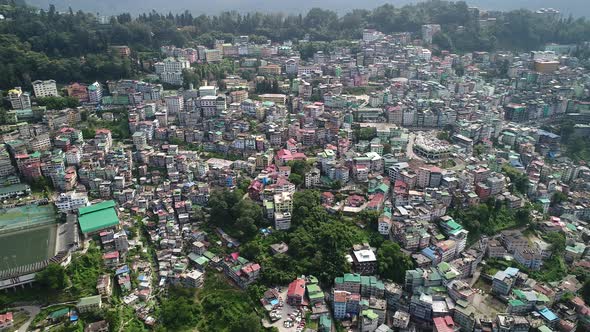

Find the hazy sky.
xmin=26 ymin=0 xmax=590 ymax=17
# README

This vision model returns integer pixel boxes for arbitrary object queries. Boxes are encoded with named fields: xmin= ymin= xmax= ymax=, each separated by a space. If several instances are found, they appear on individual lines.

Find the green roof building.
xmin=78 ymin=200 xmax=119 ymax=235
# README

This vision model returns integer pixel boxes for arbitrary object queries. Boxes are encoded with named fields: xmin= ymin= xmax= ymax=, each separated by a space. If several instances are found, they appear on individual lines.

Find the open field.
xmin=0 ymin=204 xmax=56 ymax=234
xmin=0 ymin=224 xmax=57 ymax=270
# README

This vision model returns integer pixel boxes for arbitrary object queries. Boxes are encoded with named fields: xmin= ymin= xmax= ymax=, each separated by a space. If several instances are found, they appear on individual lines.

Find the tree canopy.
xmin=377 ymin=242 xmax=414 ymax=283
xmin=3 ymin=1 xmax=590 ymax=88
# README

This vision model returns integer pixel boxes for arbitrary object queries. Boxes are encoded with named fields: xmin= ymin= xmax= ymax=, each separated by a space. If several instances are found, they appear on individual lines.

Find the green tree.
xmin=289 ymin=173 xmax=303 ymax=187
xmin=160 ymin=286 xmax=200 ymax=330
xmin=502 ymin=165 xmax=529 ymax=195
xmin=36 ymin=263 xmax=67 ymax=291
xmin=229 ymin=312 xmax=261 ymax=332
xmin=377 ymin=242 xmax=414 ymax=283
xmin=551 ymin=191 xmax=568 ymax=206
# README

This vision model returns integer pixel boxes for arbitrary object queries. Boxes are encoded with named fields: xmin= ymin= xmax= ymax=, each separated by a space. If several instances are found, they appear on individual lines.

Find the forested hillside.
xmin=2 ymin=0 xmax=590 ymax=89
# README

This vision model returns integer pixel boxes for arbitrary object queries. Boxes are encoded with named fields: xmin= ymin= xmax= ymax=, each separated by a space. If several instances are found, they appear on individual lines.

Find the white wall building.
xmin=32 ymin=80 xmax=59 ymax=98
xmin=56 ymin=191 xmax=89 ymax=212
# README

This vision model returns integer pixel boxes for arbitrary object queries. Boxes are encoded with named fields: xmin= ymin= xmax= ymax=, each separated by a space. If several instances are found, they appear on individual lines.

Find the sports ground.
xmin=0 ymin=205 xmax=58 ymax=271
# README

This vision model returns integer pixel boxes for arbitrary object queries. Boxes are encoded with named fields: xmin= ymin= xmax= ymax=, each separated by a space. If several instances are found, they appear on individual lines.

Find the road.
xmin=12 ymin=305 xmax=41 ymax=332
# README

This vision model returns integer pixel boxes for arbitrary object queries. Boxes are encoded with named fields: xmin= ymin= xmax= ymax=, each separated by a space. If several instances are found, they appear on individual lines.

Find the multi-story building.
xmin=514 ymin=247 xmax=543 ymax=270
xmin=8 ymin=87 xmax=31 ymax=110
xmin=88 ymin=82 xmax=103 ymax=104
xmin=351 ymin=244 xmax=377 ymax=275
xmin=66 ymin=83 xmax=89 ymax=102
xmin=96 ymin=274 xmax=112 ymax=298
xmin=55 ymin=191 xmax=89 ymax=212
xmin=221 ymin=254 xmax=260 ymax=289
xmin=492 ymin=268 xmax=518 ymax=296
xmin=287 ymin=278 xmax=306 ymax=306
xmin=132 ymin=131 xmax=148 ymax=150
xmin=274 ymin=192 xmax=293 ymax=230
xmin=76 ymin=295 xmax=102 ymax=313
xmin=32 ymin=79 xmax=59 ymax=97
xmin=164 ymin=95 xmax=184 ymax=114
xmin=155 ymin=57 xmax=190 ymax=74
xmin=421 ymin=24 xmax=441 ymax=44
xmin=305 ymin=168 xmax=321 ymax=188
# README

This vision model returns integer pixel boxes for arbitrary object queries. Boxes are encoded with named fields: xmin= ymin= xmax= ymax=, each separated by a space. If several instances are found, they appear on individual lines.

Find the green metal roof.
xmin=343 ymin=273 xmax=361 ymax=283
xmin=509 ymin=299 xmax=525 ymax=306
xmin=444 ymin=219 xmax=462 ymax=230
xmin=77 ymin=295 xmax=101 ymax=307
xmin=79 ymin=200 xmax=116 ymax=215
xmin=78 ymin=200 xmax=119 ymax=234
xmin=362 ymin=309 xmax=378 ymax=320
xmin=48 ymin=308 xmax=70 ymax=319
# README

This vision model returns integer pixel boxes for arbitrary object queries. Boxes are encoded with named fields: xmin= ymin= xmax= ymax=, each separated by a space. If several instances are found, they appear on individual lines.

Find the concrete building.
xmin=32 ymin=79 xmax=59 ymax=98
xmin=273 ymin=192 xmax=293 ymax=230
xmin=8 ymin=87 xmax=31 ymax=110
xmin=88 ymin=82 xmax=103 ymax=104
xmin=351 ymin=244 xmax=377 ymax=275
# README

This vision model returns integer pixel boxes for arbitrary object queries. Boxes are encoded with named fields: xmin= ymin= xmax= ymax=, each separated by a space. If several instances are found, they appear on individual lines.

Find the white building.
xmin=199 ymin=86 xmax=218 ymax=97
xmin=421 ymin=24 xmax=441 ymax=44
xmin=8 ymin=87 xmax=31 ymax=110
xmin=32 ymin=79 xmax=59 ymax=98
xmin=55 ymin=191 xmax=89 ymax=212
xmin=304 ymin=168 xmax=321 ymax=188
xmin=155 ymin=57 xmax=190 ymax=74
xmin=88 ymin=82 xmax=103 ymax=104
xmin=159 ymin=71 xmax=184 ymax=86
xmin=132 ymin=131 xmax=148 ymax=150
xmin=273 ymin=192 xmax=293 ymax=230
xmin=183 ymin=270 xmax=204 ymax=288
xmin=164 ymin=95 xmax=184 ymax=114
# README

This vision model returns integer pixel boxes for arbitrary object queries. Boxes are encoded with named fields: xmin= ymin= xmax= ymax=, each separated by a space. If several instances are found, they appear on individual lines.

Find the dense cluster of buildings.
xmin=3 ymin=13 xmax=590 ymax=331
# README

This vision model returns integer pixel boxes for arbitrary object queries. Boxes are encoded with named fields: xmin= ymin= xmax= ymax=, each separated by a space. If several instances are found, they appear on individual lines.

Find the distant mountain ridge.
xmin=24 ymin=0 xmax=590 ymax=18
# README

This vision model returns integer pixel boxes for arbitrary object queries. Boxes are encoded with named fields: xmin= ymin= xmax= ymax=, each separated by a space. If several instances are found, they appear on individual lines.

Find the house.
xmin=102 ymin=251 xmax=120 ymax=267
xmin=434 ymin=316 xmax=457 ymax=332
xmin=182 ymin=270 xmax=204 ymax=288
xmin=222 ymin=253 xmax=261 ymax=288
xmin=0 ymin=312 xmax=13 ymax=330
xmin=77 ymin=295 xmax=102 ymax=313
xmin=96 ymin=274 xmax=112 ymax=298
xmin=287 ymin=278 xmax=306 ymax=306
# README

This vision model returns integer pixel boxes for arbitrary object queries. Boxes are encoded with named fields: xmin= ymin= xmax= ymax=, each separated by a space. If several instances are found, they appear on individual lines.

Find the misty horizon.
xmin=25 ymin=0 xmax=590 ymax=18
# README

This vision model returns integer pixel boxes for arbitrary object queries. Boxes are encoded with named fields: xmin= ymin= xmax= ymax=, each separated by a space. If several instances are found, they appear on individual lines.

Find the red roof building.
xmin=287 ymin=278 xmax=306 ymax=306
xmin=433 ymin=316 xmax=456 ymax=332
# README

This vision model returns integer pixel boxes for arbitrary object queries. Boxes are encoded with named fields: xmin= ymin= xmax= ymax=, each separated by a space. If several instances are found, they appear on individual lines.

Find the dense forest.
xmin=3 ymin=0 xmax=590 ymax=89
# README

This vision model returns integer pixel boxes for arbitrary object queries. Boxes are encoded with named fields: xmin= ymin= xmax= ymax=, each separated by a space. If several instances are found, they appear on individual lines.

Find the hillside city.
xmin=1 ymin=1 xmax=590 ymax=332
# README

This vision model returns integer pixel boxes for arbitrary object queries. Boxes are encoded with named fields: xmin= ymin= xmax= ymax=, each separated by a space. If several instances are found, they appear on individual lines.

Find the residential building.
xmin=8 ymin=87 xmax=31 ymax=110
xmin=351 ymin=244 xmax=377 ymax=275
xmin=76 ymin=295 xmax=103 ymax=313
xmin=287 ymin=277 xmax=306 ymax=306
xmin=32 ymin=79 xmax=59 ymax=97
xmin=88 ymin=82 xmax=103 ymax=104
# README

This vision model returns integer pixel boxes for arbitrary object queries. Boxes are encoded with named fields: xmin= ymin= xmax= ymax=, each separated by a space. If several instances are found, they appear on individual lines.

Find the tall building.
xmin=8 ymin=87 xmax=31 ymax=110
xmin=164 ymin=95 xmax=184 ymax=114
xmin=88 ymin=82 xmax=103 ymax=104
xmin=421 ymin=24 xmax=441 ymax=44
xmin=274 ymin=192 xmax=293 ymax=230
xmin=32 ymin=79 xmax=59 ymax=98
